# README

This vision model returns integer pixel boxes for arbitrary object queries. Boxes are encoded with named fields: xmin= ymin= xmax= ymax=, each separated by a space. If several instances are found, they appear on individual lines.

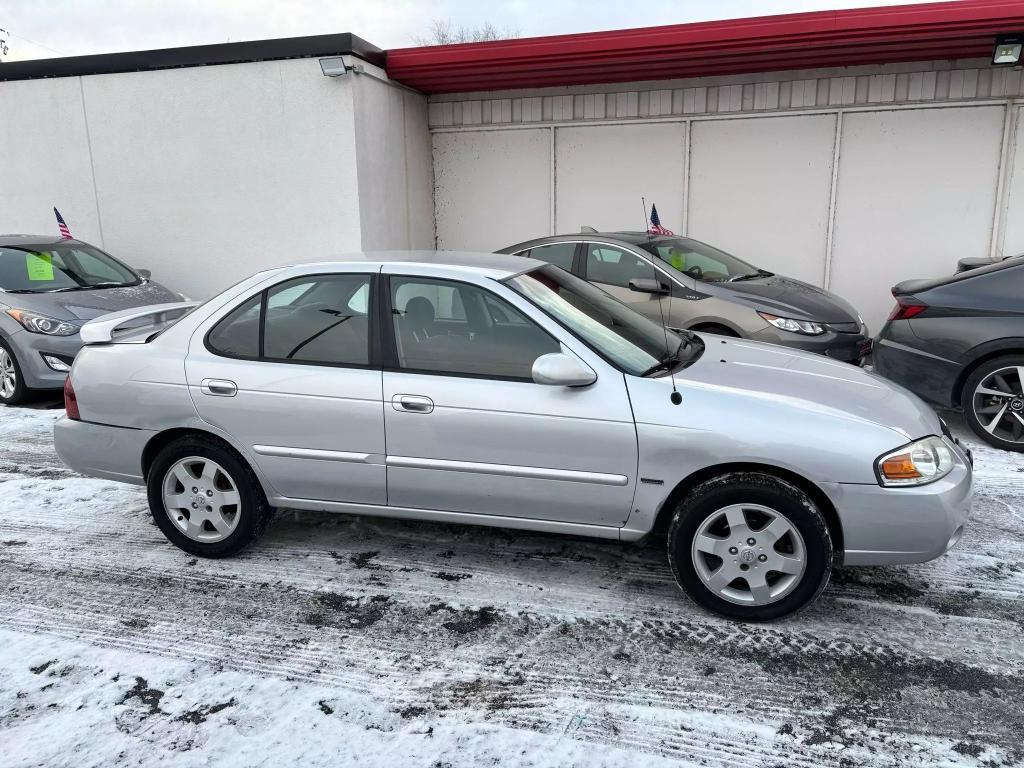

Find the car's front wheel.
xmin=667 ymin=472 xmax=833 ymax=620
xmin=0 ymin=339 xmax=32 ymax=406
xmin=147 ymin=436 xmax=274 ymax=557
xmin=962 ymin=355 xmax=1024 ymax=452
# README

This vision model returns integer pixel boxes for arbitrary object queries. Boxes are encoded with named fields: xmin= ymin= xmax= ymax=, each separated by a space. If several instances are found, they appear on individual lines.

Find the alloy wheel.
xmin=972 ymin=366 xmax=1024 ymax=445
xmin=162 ymin=456 xmax=242 ymax=543
xmin=0 ymin=347 xmax=17 ymax=400
xmin=691 ymin=503 xmax=807 ymax=606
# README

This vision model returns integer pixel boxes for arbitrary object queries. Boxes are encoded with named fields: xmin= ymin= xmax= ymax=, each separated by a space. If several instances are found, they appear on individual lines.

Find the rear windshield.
xmin=0 ymin=244 xmax=139 ymax=293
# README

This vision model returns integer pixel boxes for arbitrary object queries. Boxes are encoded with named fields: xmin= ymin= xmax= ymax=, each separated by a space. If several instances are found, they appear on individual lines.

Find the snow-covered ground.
xmin=1 ymin=402 xmax=1022 ymax=767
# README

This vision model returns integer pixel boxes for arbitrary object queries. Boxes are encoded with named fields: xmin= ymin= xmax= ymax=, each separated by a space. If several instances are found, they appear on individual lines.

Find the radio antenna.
xmin=641 ymin=197 xmax=681 ymax=404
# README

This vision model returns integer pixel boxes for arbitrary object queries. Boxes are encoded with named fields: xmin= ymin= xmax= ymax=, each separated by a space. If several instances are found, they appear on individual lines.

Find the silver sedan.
xmin=54 ymin=253 xmax=973 ymax=620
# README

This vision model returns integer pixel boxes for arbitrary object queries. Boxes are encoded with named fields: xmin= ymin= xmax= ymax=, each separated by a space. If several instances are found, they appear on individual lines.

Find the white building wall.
xmin=1 ymin=57 xmax=434 ymax=301
xmin=430 ymin=59 xmax=1022 ymax=331
xmin=352 ymin=67 xmax=434 ymax=252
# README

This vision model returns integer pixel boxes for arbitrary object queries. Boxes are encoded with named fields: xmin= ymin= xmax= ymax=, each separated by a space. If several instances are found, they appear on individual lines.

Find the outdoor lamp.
xmin=319 ymin=55 xmax=364 ymax=77
xmin=992 ymin=35 xmax=1023 ymax=66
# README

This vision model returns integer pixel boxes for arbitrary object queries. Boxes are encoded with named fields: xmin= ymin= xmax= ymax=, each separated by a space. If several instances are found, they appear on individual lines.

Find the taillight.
xmin=888 ymin=297 xmax=927 ymax=321
xmin=64 ymin=377 xmax=80 ymax=421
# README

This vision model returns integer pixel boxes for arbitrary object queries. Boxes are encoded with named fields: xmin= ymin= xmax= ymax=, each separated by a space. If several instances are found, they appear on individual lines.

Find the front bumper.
xmin=748 ymin=326 xmax=871 ymax=364
xmin=823 ymin=440 xmax=973 ymax=566
xmin=7 ymin=329 xmax=83 ymax=390
xmin=54 ymin=416 xmax=152 ymax=485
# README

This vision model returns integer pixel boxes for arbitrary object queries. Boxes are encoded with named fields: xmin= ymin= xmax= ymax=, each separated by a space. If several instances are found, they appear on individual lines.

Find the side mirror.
xmin=532 ymin=353 xmax=597 ymax=387
xmin=137 ymin=268 xmax=152 ymax=280
xmin=628 ymin=277 xmax=668 ymax=295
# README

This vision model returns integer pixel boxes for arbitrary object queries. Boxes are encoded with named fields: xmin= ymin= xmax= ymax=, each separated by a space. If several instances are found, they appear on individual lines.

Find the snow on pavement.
xmin=0 ymin=403 xmax=1022 ymax=767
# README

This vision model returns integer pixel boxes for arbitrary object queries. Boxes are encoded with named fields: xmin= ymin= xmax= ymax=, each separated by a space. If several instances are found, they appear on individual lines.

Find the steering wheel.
xmin=685 ymin=265 xmax=704 ymax=280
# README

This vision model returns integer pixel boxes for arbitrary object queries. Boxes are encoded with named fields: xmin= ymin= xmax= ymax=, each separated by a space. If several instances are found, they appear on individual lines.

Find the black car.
xmin=874 ymin=255 xmax=1024 ymax=451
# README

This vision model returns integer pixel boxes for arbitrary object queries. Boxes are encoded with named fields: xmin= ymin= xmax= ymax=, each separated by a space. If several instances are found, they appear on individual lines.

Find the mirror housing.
xmin=628 ymin=277 xmax=668 ymax=295
xmin=532 ymin=353 xmax=597 ymax=387
xmin=137 ymin=268 xmax=152 ymax=280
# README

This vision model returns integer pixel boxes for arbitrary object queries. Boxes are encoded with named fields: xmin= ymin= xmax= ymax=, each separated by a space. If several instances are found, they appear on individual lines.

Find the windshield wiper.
xmin=640 ymin=333 xmax=696 ymax=377
xmin=729 ymin=269 xmax=773 ymax=282
xmin=84 ymin=281 xmax=133 ymax=289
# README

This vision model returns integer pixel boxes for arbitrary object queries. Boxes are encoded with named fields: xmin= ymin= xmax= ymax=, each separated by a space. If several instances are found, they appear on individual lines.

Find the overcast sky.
xmin=1 ymin=0 xmax=940 ymax=61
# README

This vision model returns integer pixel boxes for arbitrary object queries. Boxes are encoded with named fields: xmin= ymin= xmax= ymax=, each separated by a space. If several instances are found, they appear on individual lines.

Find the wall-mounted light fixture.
xmin=993 ymin=35 xmax=1023 ymax=66
xmin=319 ymin=55 xmax=365 ymax=77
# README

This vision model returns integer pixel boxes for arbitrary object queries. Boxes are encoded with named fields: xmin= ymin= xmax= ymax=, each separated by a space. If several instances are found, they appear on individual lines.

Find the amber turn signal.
xmin=880 ymin=453 xmax=921 ymax=481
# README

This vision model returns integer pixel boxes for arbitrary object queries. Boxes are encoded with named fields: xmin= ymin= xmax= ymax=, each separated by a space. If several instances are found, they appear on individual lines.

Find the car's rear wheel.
xmin=963 ymin=355 xmax=1024 ymax=452
xmin=0 ymin=339 xmax=32 ymax=406
xmin=147 ymin=436 xmax=274 ymax=557
xmin=667 ymin=472 xmax=833 ymax=620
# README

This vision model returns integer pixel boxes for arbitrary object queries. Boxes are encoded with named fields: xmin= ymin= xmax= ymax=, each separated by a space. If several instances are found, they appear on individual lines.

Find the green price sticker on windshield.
xmin=670 ymin=252 xmax=685 ymax=270
xmin=26 ymin=252 xmax=55 ymax=281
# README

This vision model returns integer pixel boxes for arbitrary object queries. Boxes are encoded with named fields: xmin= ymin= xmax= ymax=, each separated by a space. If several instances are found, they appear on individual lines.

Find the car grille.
xmin=826 ymin=322 xmax=863 ymax=334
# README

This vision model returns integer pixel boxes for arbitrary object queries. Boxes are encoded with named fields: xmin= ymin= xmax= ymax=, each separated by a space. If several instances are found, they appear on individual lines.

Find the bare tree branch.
xmin=412 ymin=18 xmax=520 ymax=46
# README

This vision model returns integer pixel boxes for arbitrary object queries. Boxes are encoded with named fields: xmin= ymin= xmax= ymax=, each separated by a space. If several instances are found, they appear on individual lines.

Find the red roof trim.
xmin=386 ymin=0 xmax=1024 ymax=94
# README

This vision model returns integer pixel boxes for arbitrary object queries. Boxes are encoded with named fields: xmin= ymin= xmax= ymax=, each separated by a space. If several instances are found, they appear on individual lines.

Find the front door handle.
xmin=392 ymin=394 xmax=433 ymax=413
xmin=201 ymin=378 xmax=237 ymax=397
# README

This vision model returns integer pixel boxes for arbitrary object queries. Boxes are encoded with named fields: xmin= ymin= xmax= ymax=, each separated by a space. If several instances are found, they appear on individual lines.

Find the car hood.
xmin=677 ymin=336 xmax=943 ymax=442
xmin=0 ymin=282 xmax=180 ymax=321
xmin=718 ymin=274 xmax=860 ymax=324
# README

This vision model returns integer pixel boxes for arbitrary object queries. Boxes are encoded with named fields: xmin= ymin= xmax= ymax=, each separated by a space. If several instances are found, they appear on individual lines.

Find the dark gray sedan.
xmin=499 ymin=232 xmax=871 ymax=363
xmin=874 ymin=254 xmax=1024 ymax=451
xmin=0 ymin=235 xmax=182 ymax=405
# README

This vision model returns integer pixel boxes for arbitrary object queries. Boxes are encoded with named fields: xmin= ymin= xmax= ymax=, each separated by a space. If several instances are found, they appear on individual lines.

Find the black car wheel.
xmin=667 ymin=472 xmax=833 ymax=621
xmin=963 ymin=355 xmax=1024 ymax=452
xmin=147 ymin=435 xmax=275 ymax=557
xmin=0 ymin=339 xmax=32 ymax=406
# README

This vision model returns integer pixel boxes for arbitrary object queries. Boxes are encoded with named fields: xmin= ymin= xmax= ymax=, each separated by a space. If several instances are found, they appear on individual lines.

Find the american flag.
xmin=54 ymin=207 xmax=72 ymax=239
xmin=648 ymin=204 xmax=674 ymax=236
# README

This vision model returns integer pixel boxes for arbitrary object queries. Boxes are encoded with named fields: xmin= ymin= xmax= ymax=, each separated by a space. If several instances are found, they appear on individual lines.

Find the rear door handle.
xmin=201 ymin=378 xmax=237 ymax=397
xmin=392 ymin=394 xmax=433 ymax=413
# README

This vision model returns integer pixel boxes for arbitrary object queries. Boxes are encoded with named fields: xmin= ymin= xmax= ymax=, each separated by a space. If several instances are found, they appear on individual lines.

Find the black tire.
xmin=667 ymin=472 xmax=833 ymax=621
xmin=146 ymin=435 xmax=275 ymax=557
xmin=691 ymin=324 xmax=740 ymax=338
xmin=0 ymin=338 xmax=33 ymax=406
xmin=961 ymin=354 xmax=1024 ymax=452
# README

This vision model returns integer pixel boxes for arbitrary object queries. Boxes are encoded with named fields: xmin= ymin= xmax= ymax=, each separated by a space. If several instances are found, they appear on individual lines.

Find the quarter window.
xmin=207 ymin=274 xmax=372 ymax=366
xmin=584 ymin=244 xmax=656 ymax=288
xmin=390 ymin=277 xmax=559 ymax=379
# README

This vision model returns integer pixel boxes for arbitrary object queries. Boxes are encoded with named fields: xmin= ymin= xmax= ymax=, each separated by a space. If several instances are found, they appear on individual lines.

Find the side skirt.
xmin=268 ymin=496 xmax=631 ymax=541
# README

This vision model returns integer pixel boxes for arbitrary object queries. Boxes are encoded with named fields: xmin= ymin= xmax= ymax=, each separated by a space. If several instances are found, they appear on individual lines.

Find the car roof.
xmin=0 ymin=235 xmax=90 ymax=248
xmin=285 ymin=250 xmax=544 ymax=280
xmin=499 ymin=232 xmax=688 ymax=253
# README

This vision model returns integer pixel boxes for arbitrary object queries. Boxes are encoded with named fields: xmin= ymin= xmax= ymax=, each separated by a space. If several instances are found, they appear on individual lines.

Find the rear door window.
xmin=518 ymin=242 xmax=577 ymax=272
xmin=207 ymin=274 xmax=373 ymax=366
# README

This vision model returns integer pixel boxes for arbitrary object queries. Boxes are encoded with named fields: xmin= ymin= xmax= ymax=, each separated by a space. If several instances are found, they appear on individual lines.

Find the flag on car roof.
xmin=54 ymin=208 xmax=72 ymax=239
xmin=648 ymin=204 xmax=673 ymax=236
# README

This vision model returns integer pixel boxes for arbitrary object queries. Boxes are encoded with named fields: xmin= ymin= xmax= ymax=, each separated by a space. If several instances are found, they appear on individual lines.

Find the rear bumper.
xmin=823 ymin=444 xmax=973 ymax=566
xmin=54 ymin=416 xmax=152 ymax=485
xmin=872 ymin=331 xmax=960 ymax=407
xmin=748 ymin=326 xmax=870 ymax=364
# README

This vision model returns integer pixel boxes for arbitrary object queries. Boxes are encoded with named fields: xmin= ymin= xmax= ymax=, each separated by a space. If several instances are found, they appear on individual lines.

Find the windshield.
xmin=636 ymin=236 xmax=764 ymax=282
xmin=506 ymin=264 xmax=703 ymax=376
xmin=0 ymin=244 xmax=139 ymax=293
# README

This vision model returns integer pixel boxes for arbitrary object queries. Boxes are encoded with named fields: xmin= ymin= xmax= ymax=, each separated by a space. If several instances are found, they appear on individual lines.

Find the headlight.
xmin=757 ymin=312 xmax=825 ymax=336
xmin=6 ymin=309 xmax=79 ymax=336
xmin=876 ymin=436 xmax=955 ymax=487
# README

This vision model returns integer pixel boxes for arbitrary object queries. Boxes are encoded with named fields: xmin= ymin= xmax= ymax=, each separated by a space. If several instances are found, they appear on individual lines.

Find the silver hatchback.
xmin=54 ymin=253 xmax=972 ymax=620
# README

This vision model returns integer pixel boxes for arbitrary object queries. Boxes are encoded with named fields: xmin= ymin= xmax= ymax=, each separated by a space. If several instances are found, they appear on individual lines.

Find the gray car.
xmin=499 ymin=232 xmax=872 ymax=363
xmin=0 ymin=235 xmax=182 ymax=405
xmin=54 ymin=253 xmax=972 ymax=620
